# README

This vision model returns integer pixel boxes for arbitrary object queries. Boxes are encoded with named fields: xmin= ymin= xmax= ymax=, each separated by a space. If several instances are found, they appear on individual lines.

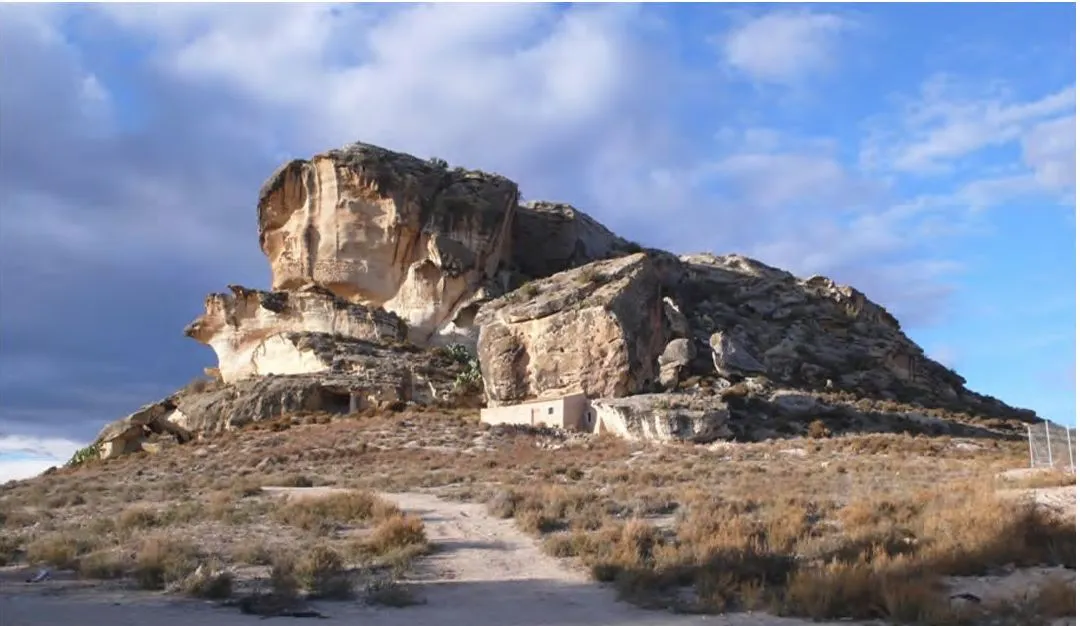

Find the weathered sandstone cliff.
xmin=257 ymin=143 xmax=519 ymax=346
xmin=476 ymin=253 xmax=674 ymax=406
xmin=89 ymin=139 xmax=1040 ymax=457
xmin=183 ymin=284 xmax=405 ymax=383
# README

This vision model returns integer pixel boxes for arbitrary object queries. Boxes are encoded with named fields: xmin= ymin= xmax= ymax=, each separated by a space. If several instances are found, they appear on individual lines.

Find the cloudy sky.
xmin=0 ymin=3 xmax=1075 ymax=480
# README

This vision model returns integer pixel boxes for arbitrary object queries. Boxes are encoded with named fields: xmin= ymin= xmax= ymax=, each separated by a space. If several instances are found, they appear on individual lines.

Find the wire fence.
xmin=1027 ymin=421 xmax=1075 ymax=473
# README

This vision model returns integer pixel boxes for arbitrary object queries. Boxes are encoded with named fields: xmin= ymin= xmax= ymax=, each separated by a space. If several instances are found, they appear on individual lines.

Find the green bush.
xmin=66 ymin=443 xmax=101 ymax=468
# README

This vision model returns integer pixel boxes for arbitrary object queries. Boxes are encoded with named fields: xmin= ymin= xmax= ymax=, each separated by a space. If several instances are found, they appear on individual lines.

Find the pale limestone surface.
xmin=257 ymin=143 xmax=518 ymax=345
xmin=184 ymin=284 xmax=404 ymax=383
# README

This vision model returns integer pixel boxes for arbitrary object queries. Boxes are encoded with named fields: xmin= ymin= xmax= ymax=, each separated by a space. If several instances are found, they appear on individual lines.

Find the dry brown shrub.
xmin=131 ymin=536 xmax=200 ymax=590
xmin=275 ymin=491 xmax=399 ymax=533
xmin=366 ymin=514 xmax=427 ymax=555
xmin=25 ymin=532 xmax=101 ymax=570
xmin=77 ymin=549 xmax=128 ymax=579
xmin=295 ymin=545 xmax=353 ymax=599
xmin=1032 ymin=576 xmax=1076 ymax=618
xmin=117 ymin=504 xmax=160 ymax=531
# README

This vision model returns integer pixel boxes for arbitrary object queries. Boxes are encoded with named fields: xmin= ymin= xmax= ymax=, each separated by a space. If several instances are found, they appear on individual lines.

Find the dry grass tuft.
xmin=366 ymin=514 xmax=428 ymax=555
xmin=25 ymin=532 xmax=102 ymax=570
xmin=1031 ymin=576 xmax=1076 ymax=618
xmin=131 ymin=536 xmax=200 ymax=590
xmin=292 ymin=544 xmax=354 ymax=600
xmin=275 ymin=491 xmax=399 ymax=533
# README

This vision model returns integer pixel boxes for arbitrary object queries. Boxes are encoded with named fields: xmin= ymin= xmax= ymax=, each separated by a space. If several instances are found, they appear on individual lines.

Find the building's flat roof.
xmin=481 ymin=392 xmax=586 ymax=410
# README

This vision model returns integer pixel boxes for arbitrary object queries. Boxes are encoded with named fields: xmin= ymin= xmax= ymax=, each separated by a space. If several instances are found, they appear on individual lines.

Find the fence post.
xmin=1045 ymin=421 xmax=1054 ymax=468
xmin=1066 ymin=426 xmax=1074 ymax=473
xmin=1027 ymin=424 xmax=1035 ymax=468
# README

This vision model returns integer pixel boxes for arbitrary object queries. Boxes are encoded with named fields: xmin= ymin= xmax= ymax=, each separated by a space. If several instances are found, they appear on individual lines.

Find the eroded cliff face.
xmin=183 ymin=284 xmax=405 ymax=383
xmin=476 ymin=253 xmax=673 ymax=406
xmin=475 ymin=249 xmax=1037 ymax=429
xmin=257 ymin=143 xmax=519 ymax=344
xmin=673 ymin=253 xmax=970 ymax=408
xmin=88 ymin=139 xmax=1040 ymax=456
xmin=510 ymin=201 xmax=631 ymax=280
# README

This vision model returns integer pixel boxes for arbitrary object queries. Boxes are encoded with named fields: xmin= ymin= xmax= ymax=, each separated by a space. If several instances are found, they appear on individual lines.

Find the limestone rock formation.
xmin=258 ymin=142 xmax=520 ymax=345
xmin=658 ymin=339 xmax=695 ymax=390
xmin=591 ymin=393 xmax=732 ymax=443
xmin=88 ymin=139 xmax=1042 ymax=459
xmin=510 ymin=201 xmax=630 ymax=279
xmin=670 ymin=253 xmax=1036 ymax=422
xmin=94 ymin=399 xmax=192 ymax=460
xmin=709 ymin=330 xmax=767 ymax=380
xmin=184 ymin=284 xmax=406 ymax=383
xmin=475 ymin=253 xmax=672 ymax=406
xmin=92 ymin=338 xmax=473 ymax=448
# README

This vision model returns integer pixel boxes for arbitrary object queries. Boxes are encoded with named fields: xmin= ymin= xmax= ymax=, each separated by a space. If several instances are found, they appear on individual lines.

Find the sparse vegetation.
xmin=293 ymin=544 xmax=354 ymax=599
xmin=1 ymin=408 xmax=1069 ymax=623
xmin=65 ymin=442 xmax=101 ymax=468
xmin=275 ymin=490 xmax=398 ymax=533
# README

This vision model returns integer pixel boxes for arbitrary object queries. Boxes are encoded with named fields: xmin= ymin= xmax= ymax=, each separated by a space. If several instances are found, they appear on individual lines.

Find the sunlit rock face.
xmin=183 ymin=284 xmax=405 ymax=383
xmin=256 ymin=142 xmax=519 ymax=345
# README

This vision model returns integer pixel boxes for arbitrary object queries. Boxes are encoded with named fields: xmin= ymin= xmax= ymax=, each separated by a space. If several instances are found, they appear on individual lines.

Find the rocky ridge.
xmin=91 ymin=141 xmax=1038 ymax=459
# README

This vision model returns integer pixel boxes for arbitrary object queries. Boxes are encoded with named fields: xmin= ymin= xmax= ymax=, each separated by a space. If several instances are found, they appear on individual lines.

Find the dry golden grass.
xmin=292 ymin=544 xmax=353 ymax=599
xmin=0 ymin=409 xmax=1064 ymax=623
xmin=1002 ymin=469 xmax=1077 ymax=489
xmin=274 ymin=490 xmax=399 ymax=533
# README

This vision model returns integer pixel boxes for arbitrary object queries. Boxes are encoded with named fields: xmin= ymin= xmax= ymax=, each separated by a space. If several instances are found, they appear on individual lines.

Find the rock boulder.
xmin=590 ymin=393 xmax=732 ymax=443
xmin=510 ymin=201 xmax=630 ymax=279
xmin=476 ymin=253 xmax=670 ymax=406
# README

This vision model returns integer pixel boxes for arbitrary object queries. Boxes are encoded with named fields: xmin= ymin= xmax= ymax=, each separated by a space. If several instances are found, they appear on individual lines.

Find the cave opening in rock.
xmin=319 ymin=389 xmax=352 ymax=415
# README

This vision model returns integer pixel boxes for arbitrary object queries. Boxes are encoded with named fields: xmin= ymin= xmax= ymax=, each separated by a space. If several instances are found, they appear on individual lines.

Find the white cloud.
xmin=862 ymin=76 xmax=1075 ymax=179
xmin=4 ymin=3 xmax=1067 ymax=451
xmin=720 ymin=10 xmax=852 ymax=84
xmin=0 ymin=435 xmax=84 ymax=482
xmin=1022 ymin=115 xmax=1076 ymax=190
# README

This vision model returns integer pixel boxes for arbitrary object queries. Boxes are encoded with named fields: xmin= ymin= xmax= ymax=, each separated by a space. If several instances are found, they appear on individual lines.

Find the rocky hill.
xmin=92 ymin=141 xmax=1038 ymax=458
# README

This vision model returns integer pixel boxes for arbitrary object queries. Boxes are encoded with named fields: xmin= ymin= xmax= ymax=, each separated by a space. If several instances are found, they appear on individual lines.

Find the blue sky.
xmin=0 ymin=3 xmax=1075 ymax=480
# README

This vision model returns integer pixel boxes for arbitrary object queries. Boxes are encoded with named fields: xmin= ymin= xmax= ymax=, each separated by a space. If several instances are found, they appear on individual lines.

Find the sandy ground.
xmin=0 ymin=490 xmax=862 ymax=626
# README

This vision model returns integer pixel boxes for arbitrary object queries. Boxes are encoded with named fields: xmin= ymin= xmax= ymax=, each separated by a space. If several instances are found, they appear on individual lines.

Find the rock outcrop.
xmin=94 ymin=400 xmax=192 ymax=460
xmin=88 ymin=139 xmax=1042 ymax=458
xmin=510 ymin=201 xmax=630 ymax=280
xmin=184 ymin=284 xmax=406 ymax=383
xmin=476 ymin=253 xmax=675 ymax=406
xmin=257 ymin=142 xmax=519 ymax=345
xmin=591 ymin=393 xmax=732 ymax=443
xmin=91 ymin=338 xmax=476 ymax=451
xmin=671 ymin=253 xmax=1032 ymax=420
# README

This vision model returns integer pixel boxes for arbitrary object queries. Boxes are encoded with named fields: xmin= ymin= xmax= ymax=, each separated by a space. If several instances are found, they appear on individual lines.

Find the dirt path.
xmin=0 ymin=489 xmax=850 ymax=626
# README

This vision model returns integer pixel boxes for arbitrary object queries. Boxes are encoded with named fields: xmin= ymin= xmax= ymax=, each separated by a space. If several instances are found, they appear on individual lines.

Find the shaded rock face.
xmin=671 ymin=254 xmax=1036 ymax=423
xmin=591 ymin=394 xmax=732 ymax=443
xmin=709 ymin=330 xmax=767 ymax=380
xmin=475 ymin=253 xmax=671 ymax=406
xmin=184 ymin=284 xmax=406 ymax=383
xmin=658 ymin=339 xmax=695 ymax=390
xmin=92 ymin=338 xmax=475 ymax=442
xmin=510 ymin=201 xmax=630 ymax=280
xmin=95 ymin=400 xmax=192 ymax=460
xmin=257 ymin=143 xmax=520 ymax=344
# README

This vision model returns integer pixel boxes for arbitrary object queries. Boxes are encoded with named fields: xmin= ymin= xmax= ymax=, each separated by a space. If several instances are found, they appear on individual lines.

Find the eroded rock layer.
xmin=257 ymin=143 xmax=519 ymax=344
xmin=184 ymin=284 xmax=405 ymax=383
xmin=476 ymin=253 xmax=675 ymax=406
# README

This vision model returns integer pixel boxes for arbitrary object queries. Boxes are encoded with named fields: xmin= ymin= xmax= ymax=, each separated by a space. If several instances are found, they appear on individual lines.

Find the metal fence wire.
xmin=1027 ymin=421 xmax=1076 ymax=473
